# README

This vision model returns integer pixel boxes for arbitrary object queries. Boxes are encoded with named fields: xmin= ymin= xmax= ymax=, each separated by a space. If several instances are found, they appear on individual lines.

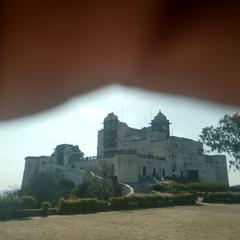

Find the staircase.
xmin=126 ymin=177 xmax=156 ymax=194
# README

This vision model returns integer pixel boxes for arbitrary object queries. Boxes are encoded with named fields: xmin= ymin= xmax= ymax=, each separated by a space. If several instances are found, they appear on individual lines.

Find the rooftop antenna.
xmin=137 ymin=113 xmax=140 ymax=129
xmin=117 ymin=108 xmax=121 ymax=118
xmin=141 ymin=114 xmax=144 ymax=128
xmin=171 ymin=124 xmax=174 ymax=136
xmin=111 ymin=105 xmax=116 ymax=114
xmin=122 ymin=105 xmax=124 ymax=122
xmin=143 ymin=114 xmax=147 ymax=127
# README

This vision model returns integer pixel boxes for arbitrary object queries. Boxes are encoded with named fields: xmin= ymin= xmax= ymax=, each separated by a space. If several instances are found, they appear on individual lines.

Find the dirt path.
xmin=0 ymin=204 xmax=240 ymax=240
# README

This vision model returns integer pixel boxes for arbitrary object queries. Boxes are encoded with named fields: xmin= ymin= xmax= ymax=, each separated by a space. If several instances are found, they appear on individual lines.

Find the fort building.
xmin=21 ymin=111 xmax=229 ymax=188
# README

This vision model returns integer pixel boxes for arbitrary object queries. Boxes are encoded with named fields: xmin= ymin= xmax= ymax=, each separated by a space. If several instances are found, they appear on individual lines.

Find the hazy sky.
xmin=0 ymin=85 xmax=239 ymax=191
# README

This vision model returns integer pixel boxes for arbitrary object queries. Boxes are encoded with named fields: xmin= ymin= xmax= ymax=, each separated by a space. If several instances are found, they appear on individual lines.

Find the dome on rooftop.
xmin=104 ymin=112 xmax=118 ymax=121
xmin=152 ymin=111 xmax=168 ymax=122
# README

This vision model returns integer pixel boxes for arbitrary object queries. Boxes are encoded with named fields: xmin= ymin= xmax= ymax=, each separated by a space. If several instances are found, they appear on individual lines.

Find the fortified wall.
xmin=97 ymin=111 xmax=229 ymax=184
xmin=22 ymin=111 xmax=229 ymax=188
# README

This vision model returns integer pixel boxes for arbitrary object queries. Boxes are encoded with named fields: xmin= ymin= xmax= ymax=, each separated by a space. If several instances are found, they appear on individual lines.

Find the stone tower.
xmin=103 ymin=113 xmax=118 ymax=156
xmin=151 ymin=111 xmax=170 ymax=138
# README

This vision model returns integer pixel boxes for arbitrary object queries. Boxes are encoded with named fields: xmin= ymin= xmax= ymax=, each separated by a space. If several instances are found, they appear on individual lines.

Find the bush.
xmin=186 ymin=182 xmax=228 ymax=193
xmin=203 ymin=192 xmax=240 ymax=203
xmin=25 ymin=172 xmax=59 ymax=204
xmin=41 ymin=202 xmax=51 ymax=215
xmin=0 ymin=196 xmax=41 ymax=219
xmin=74 ymin=177 xmax=122 ymax=200
xmin=152 ymin=184 xmax=167 ymax=192
xmin=165 ymin=183 xmax=187 ymax=193
xmin=58 ymin=198 xmax=108 ymax=214
xmin=109 ymin=193 xmax=197 ymax=210
xmin=157 ymin=182 xmax=228 ymax=193
xmin=0 ymin=197 xmax=19 ymax=219
xmin=19 ymin=196 xmax=37 ymax=209
xmin=15 ymin=209 xmax=44 ymax=218
xmin=229 ymin=185 xmax=240 ymax=192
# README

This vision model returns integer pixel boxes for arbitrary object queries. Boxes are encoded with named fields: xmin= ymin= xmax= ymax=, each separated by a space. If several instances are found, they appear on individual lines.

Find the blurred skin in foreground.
xmin=1 ymin=0 xmax=240 ymax=120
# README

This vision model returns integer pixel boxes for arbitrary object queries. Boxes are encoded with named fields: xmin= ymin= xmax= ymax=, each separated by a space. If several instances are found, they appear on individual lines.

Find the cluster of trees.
xmin=21 ymin=172 xmax=74 ymax=205
xmin=19 ymin=161 xmax=122 ymax=206
xmin=152 ymin=181 xmax=229 ymax=193
xmin=200 ymin=113 xmax=240 ymax=170
xmin=74 ymin=176 xmax=122 ymax=200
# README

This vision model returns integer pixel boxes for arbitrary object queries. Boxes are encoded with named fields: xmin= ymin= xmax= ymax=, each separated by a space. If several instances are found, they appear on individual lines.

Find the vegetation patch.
xmin=229 ymin=185 xmax=240 ymax=193
xmin=152 ymin=182 xmax=228 ymax=194
xmin=109 ymin=193 xmax=197 ymax=210
xmin=0 ymin=192 xmax=198 ymax=219
xmin=203 ymin=192 xmax=240 ymax=204
xmin=58 ymin=198 xmax=108 ymax=214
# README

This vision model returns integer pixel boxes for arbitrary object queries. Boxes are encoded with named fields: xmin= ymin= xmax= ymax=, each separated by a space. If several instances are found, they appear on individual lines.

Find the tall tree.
xmin=199 ymin=113 xmax=240 ymax=170
xmin=94 ymin=160 xmax=114 ymax=179
xmin=25 ymin=172 xmax=59 ymax=204
xmin=58 ymin=179 xmax=75 ymax=199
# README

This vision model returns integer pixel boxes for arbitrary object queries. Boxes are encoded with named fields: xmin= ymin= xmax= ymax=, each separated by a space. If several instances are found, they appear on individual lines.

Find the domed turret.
xmin=104 ymin=112 xmax=118 ymax=122
xmin=152 ymin=111 xmax=167 ymax=121
xmin=151 ymin=111 xmax=170 ymax=138
xmin=103 ymin=113 xmax=118 ymax=150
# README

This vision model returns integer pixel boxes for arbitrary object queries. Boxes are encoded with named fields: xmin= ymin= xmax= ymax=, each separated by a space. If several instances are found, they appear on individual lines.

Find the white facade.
xmin=97 ymin=112 xmax=229 ymax=185
xmin=22 ymin=111 xmax=229 ymax=189
xmin=21 ymin=145 xmax=87 ymax=188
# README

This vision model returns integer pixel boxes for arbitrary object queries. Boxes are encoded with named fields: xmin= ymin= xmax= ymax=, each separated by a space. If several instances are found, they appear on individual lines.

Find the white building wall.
xmin=21 ymin=156 xmax=50 ymax=188
xmin=211 ymin=155 xmax=229 ymax=185
xmin=41 ymin=164 xmax=86 ymax=185
xmin=22 ymin=112 xmax=229 ymax=188
xmin=114 ymin=155 xmax=139 ymax=182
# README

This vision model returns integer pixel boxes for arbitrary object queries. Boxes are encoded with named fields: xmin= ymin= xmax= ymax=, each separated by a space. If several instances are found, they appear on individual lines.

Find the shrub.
xmin=41 ymin=202 xmax=51 ymax=215
xmin=58 ymin=179 xmax=75 ymax=199
xmin=165 ymin=183 xmax=186 ymax=193
xmin=74 ymin=177 xmax=122 ymax=200
xmin=19 ymin=196 xmax=37 ymax=209
xmin=15 ymin=209 xmax=44 ymax=218
xmin=0 ymin=195 xmax=39 ymax=219
xmin=109 ymin=193 xmax=197 ymax=210
xmin=159 ymin=182 xmax=228 ymax=193
xmin=152 ymin=184 xmax=167 ymax=192
xmin=0 ymin=196 xmax=56 ymax=219
xmin=58 ymin=198 xmax=108 ymax=214
xmin=26 ymin=172 xmax=59 ymax=204
xmin=0 ymin=197 xmax=19 ymax=219
xmin=229 ymin=185 xmax=240 ymax=192
xmin=203 ymin=192 xmax=240 ymax=203
xmin=186 ymin=182 xmax=228 ymax=193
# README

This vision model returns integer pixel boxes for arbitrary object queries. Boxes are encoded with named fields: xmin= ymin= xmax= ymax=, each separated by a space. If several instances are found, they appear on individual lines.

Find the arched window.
xmin=111 ymin=164 xmax=115 ymax=175
xmin=153 ymin=168 xmax=156 ymax=176
xmin=162 ymin=169 xmax=165 ymax=178
xmin=142 ymin=166 xmax=146 ymax=176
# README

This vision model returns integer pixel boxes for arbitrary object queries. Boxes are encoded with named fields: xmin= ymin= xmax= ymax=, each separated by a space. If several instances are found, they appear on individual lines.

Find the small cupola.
xmin=104 ymin=112 xmax=118 ymax=122
xmin=151 ymin=111 xmax=170 ymax=138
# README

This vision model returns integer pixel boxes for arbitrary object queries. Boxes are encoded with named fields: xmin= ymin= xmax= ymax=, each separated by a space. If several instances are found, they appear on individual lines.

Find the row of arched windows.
xmin=142 ymin=166 xmax=165 ymax=178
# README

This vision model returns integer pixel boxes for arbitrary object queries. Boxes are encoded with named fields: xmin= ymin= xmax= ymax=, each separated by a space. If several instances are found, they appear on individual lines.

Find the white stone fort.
xmin=22 ymin=111 xmax=229 ymax=188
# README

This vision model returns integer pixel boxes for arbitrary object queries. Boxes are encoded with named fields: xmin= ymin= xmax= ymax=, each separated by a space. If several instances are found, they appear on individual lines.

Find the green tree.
xmin=19 ymin=196 xmax=37 ymax=209
xmin=58 ymin=179 xmax=75 ymax=198
xmin=199 ymin=113 xmax=240 ymax=170
xmin=93 ymin=160 xmax=114 ymax=179
xmin=74 ymin=175 xmax=122 ymax=200
xmin=26 ymin=172 xmax=59 ymax=204
xmin=74 ymin=181 xmax=90 ymax=198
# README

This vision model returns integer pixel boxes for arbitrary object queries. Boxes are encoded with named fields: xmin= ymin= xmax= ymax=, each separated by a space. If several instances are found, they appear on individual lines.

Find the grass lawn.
xmin=0 ymin=204 xmax=240 ymax=240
